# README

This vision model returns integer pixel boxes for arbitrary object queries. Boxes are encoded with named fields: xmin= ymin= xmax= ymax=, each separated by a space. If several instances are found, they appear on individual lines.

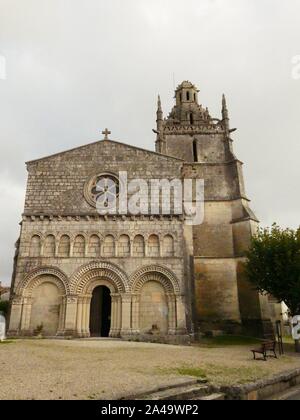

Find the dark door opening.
xmin=89 ymin=286 xmax=111 ymax=337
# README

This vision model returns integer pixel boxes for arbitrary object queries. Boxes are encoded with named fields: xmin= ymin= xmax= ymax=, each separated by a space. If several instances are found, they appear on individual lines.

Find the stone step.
xmin=137 ymin=383 xmax=209 ymax=400
xmin=198 ymin=393 xmax=225 ymax=401
xmin=268 ymin=385 xmax=300 ymax=400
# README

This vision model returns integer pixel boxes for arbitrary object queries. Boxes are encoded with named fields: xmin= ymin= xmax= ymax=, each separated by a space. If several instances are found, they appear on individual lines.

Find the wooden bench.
xmin=251 ymin=340 xmax=278 ymax=361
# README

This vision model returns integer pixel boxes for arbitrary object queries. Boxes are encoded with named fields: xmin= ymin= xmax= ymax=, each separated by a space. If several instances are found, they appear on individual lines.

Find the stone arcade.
xmin=8 ymin=82 xmax=274 ymax=341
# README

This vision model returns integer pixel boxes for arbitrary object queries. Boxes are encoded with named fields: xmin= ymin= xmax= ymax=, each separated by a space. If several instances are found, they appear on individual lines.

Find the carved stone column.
xmin=8 ymin=296 xmax=24 ymax=336
xmin=57 ymin=296 xmax=66 ymax=336
xmin=20 ymin=296 xmax=33 ymax=334
xmin=63 ymin=295 xmax=78 ymax=336
xmin=109 ymin=293 xmax=118 ymax=337
xmin=55 ymin=241 xmax=59 ymax=257
xmin=159 ymin=238 xmax=163 ymax=257
xmin=121 ymin=293 xmax=132 ymax=335
xmin=131 ymin=294 xmax=141 ymax=334
xmin=40 ymin=241 xmax=45 ymax=257
xmin=69 ymin=241 xmax=74 ymax=258
xmin=75 ymin=297 xmax=84 ymax=337
xmin=116 ymin=294 xmax=122 ymax=337
xmin=175 ymin=294 xmax=188 ymax=335
xmin=114 ymin=240 xmax=117 ymax=257
xmin=167 ymin=294 xmax=177 ymax=335
xmin=81 ymin=295 xmax=92 ymax=338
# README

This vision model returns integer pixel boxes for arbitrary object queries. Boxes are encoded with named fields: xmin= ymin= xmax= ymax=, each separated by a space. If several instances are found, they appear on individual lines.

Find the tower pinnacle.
xmin=222 ymin=94 xmax=230 ymax=134
xmin=157 ymin=95 xmax=163 ymax=122
xmin=155 ymin=94 xmax=165 ymax=154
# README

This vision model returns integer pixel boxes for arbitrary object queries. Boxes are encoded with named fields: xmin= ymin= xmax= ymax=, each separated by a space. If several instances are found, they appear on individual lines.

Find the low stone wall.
xmin=216 ymin=369 xmax=300 ymax=400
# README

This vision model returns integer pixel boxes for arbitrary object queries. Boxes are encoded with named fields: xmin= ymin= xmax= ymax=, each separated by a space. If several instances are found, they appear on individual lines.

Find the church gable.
xmin=9 ymin=81 xmax=272 ymax=343
xmin=25 ymin=139 xmax=183 ymax=215
xmin=27 ymin=139 xmax=183 ymax=166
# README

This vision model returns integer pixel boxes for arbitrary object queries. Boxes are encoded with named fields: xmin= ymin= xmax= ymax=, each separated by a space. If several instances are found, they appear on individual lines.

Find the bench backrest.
xmin=262 ymin=341 xmax=276 ymax=350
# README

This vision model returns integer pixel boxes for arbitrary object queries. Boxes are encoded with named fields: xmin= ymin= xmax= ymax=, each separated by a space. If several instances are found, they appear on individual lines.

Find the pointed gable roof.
xmin=26 ymin=139 xmax=184 ymax=165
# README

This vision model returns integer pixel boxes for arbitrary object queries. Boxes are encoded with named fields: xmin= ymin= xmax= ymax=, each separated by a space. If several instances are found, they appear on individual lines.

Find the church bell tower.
xmin=155 ymin=81 xmax=235 ymax=163
xmin=154 ymin=81 xmax=274 ymax=338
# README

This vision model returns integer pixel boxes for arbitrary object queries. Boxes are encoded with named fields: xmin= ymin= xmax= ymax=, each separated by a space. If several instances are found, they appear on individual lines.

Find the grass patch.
xmin=205 ymin=363 xmax=269 ymax=384
xmin=197 ymin=335 xmax=262 ymax=348
xmin=0 ymin=340 xmax=14 ymax=345
xmin=174 ymin=367 xmax=207 ymax=379
xmin=159 ymin=365 xmax=207 ymax=379
xmin=162 ymin=363 xmax=270 ymax=386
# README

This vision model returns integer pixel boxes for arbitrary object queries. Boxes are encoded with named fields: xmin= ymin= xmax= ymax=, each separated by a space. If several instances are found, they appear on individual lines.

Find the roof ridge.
xmin=26 ymin=139 xmax=184 ymax=165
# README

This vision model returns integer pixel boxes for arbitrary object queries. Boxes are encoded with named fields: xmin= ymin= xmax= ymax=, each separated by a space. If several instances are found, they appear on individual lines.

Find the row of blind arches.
xmin=29 ymin=234 xmax=175 ymax=258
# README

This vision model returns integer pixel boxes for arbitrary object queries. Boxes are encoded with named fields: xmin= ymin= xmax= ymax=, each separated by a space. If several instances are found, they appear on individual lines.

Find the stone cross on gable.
xmin=102 ymin=128 xmax=111 ymax=140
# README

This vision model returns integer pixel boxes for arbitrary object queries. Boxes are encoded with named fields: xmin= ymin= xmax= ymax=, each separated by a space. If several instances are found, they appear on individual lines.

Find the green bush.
xmin=0 ymin=300 xmax=9 ymax=316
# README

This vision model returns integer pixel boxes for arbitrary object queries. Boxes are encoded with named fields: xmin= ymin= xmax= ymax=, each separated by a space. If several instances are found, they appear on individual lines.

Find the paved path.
xmin=1 ymin=339 xmax=299 ymax=400
xmin=273 ymin=385 xmax=300 ymax=400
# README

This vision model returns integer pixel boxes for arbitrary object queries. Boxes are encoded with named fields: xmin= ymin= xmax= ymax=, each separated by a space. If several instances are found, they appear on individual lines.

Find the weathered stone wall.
xmin=29 ymin=279 xmax=62 ymax=335
xmin=194 ymin=134 xmax=227 ymax=163
xmin=194 ymin=257 xmax=242 ymax=332
xmin=165 ymin=134 xmax=194 ymax=162
xmin=9 ymin=140 xmax=193 ymax=340
xmin=15 ymin=217 xmax=185 ymax=290
xmin=139 ymin=281 xmax=168 ymax=334
xmin=24 ymin=140 xmax=183 ymax=215
xmin=9 ymin=81 xmax=274 ymax=340
xmin=182 ymin=162 xmax=245 ymax=201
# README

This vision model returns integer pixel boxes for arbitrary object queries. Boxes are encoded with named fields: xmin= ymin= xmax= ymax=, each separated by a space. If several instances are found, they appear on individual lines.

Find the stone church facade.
xmin=8 ymin=81 xmax=273 ymax=341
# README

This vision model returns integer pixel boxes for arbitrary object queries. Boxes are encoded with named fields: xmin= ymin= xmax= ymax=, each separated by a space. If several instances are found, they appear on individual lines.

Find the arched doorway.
xmin=89 ymin=286 xmax=111 ymax=337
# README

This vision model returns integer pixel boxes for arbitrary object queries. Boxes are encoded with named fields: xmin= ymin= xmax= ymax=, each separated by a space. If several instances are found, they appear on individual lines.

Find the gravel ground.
xmin=0 ymin=339 xmax=299 ymax=400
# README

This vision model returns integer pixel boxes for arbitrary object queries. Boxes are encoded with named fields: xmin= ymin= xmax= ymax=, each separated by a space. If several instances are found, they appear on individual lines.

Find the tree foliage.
xmin=0 ymin=300 xmax=9 ymax=316
xmin=245 ymin=224 xmax=300 ymax=316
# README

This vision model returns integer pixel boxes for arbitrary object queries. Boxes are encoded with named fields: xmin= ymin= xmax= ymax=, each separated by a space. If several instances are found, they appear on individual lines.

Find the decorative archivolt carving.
xmin=130 ymin=265 xmax=181 ymax=294
xmin=70 ymin=261 xmax=129 ymax=294
xmin=23 ymin=214 xmax=182 ymax=223
xmin=15 ymin=266 xmax=70 ymax=297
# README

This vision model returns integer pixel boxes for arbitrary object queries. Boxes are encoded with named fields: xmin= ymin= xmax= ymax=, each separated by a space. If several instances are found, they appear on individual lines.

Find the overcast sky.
xmin=0 ymin=0 xmax=299 ymax=285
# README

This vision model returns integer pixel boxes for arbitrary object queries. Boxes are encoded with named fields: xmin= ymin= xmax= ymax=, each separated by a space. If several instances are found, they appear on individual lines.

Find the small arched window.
xmin=118 ymin=235 xmax=130 ymax=257
xmin=163 ymin=235 xmax=174 ymax=257
xmin=44 ymin=235 xmax=56 ymax=257
xmin=58 ymin=235 xmax=70 ymax=258
xmin=30 ymin=235 xmax=41 ymax=257
xmin=103 ymin=235 xmax=115 ymax=257
xmin=89 ymin=235 xmax=101 ymax=258
xmin=133 ymin=235 xmax=145 ymax=257
xmin=74 ymin=235 xmax=86 ymax=258
xmin=148 ymin=235 xmax=160 ymax=257
xmin=186 ymin=91 xmax=190 ymax=101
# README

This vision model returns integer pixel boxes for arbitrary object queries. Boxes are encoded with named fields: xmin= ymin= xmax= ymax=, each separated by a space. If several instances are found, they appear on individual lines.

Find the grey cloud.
xmin=0 ymin=0 xmax=299 ymax=284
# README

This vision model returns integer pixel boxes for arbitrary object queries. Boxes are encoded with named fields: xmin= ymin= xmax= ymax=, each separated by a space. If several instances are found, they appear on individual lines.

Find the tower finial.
xmin=157 ymin=94 xmax=162 ymax=112
xmin=222 ymin=94 xmax=228 ymax=113
xmin=155 ymin=94 xmax=165 ymax=154
xmin=222 ymin=94 xmax=230 ymax=134
xmin=157 ymin=94 xmax=163 ymax=122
